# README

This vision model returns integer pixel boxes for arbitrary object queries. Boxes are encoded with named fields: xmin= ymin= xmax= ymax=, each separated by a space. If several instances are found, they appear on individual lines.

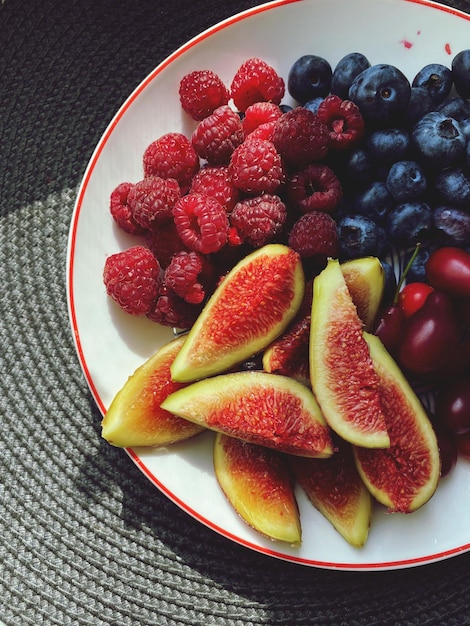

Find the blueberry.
xmin=403 ymin=244 xmax=438 ymax=283
xmin=386 ymin=202 xmax=433 ymax=247
xmin=437 ymin=97 xmax=470 ymax=122
xmin=434 ymin=167 xmax=470 ymax=207
xmin=405 ymin=87 xmax=434 ymax=128
xmin=349 ymin=64 xmax=411 ymax=127
xmin=288 ymin=55 xmax=332 ymax=104
xmin=381 ymin=260 xmax=398 ymax=305
xmin=303 ymin=97 xmax=324 ymax=114
xmin=412 ymin=111 xmax=466 ymax=169
xmin=366 ymin=128 xmax=411 ymax=166
xmin=331 ymin=52 xmax=371 ymax=100
xmin=343 ymin=147 xmax=375 ymax=190
xmin=354 ymin=181 xmax=394 ymax=223
xmin=385 ymin=160 xmax=427 ymax=203
xmin=412 ymin=63 xmax=453 ymax=104
xmin=338 ymin=214 xmax=381 ymax=260
xmin=433 ymin=205 xmax=470 ymax=246
xmin=461 ymin=117 xmax=470 ymax=142
xmin=452 ymin=49 xmax=470 ymax=98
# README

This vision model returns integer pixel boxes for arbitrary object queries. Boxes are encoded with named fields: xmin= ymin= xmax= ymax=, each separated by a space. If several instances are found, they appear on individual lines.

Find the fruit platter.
xmin=67 ymin=0 xmax=470 ymax=569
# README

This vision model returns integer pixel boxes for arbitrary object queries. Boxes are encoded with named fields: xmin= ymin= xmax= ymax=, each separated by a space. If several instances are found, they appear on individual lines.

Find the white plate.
xmin=67 ymin=0 xmax=470 ymax=570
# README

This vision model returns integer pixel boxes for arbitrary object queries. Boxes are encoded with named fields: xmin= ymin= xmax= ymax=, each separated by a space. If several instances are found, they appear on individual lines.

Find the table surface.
xmin=2 ymin=0 xmax=470 ymax=624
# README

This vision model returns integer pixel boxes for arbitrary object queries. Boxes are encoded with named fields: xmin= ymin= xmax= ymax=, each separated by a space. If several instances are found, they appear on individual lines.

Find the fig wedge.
xmin=101 ymin=336 xmax=204 ymax=448
xmin=310 ymin=258 xmax=389 ymax=449
xmin=354 ymin=333 xmax=441 ymax=513
xmin=161 ymin=371 xmax=333 ymax=457
xmin=170 ymin=244 xmax=305 ymax=383
xmin=291 ymin=439 xmax=372 ymax=547
xmin=341 ymin=256 xmax=385 ymax=332
xmin=214 ymin=433 xmax=301 ymax=544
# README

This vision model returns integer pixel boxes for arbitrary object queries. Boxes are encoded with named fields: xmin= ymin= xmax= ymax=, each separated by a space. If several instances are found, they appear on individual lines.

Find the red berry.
xmin=230 ymin=194 xmax=287 ymax=248
xmin=179 ymin=70 xmax=229 ymax=121
xmin=109 ymin=182 xmax=145 ymax=235
xmin=143 ymin=133 xmax=200 ymax=193
xmin=148 ymin=281 xmax=203 ymax=329
xmin=228 ymin=138 xmax=285 ymax=195
xmin=287 ymin=163 xmax=342 ymax=213
xmin=189 ymin=165 xmax=240 ymax=211
xmin=191 ymin=105 xmax=244 ymax=165
xmin=164 ymin=250 xmax=209 ymax=304
xmin=288 ymin=211 xmax=339 ymax=262
xmin=230 ymin=57 xmax=285 ymax=112
xmin=242 ymin=101 xmax=283 ymax=136
xmin=145 ymin=220 xmax=188 ymax=269
xmin=397 ymin=282 xmax=434 ymax=318
xmin=316 ymin=95 xmax=365 ymax=149
xmin=272 ymin=107 xmax=329 ymax=168
xmin=128 ymin=176 xmax=181 ymax=229
xmin=103 ymin=246 xmax=160 ymax=316
xmin=172 ymin=193 xmax=230 ymax=254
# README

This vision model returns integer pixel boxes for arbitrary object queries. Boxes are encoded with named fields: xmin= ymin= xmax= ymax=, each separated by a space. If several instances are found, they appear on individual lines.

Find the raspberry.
xmin=109 ymin=182 xmax=145 ymax=235
xmin=143 ymin=133 xmax=200 ymax=193
xmin=245 ymin=120 xmax=277 ymax=141
xmin=287 ymin=163 xmax=343 ymax=214
xmin=272 ymin=107 xmax=329 ymax=168
xmin=148 ymin=281 xmax=203 ymax=329
xmin=230 ymin=194 xmax=287 ymax=248
xmin=145 ymin=220 xmax=188 ymax=269
xmin=288 ymin=211 xmax=339 ymax=262
xmin=230 ymin=58 xmax=285 ymax=112
xmin=179 ymin=70 xmax=230 ymax=121
xmin=103 ymin=245 xmax=161 ymax=316
xmin=189 ymin=165 xmax=240 ymax=211
xmin=242 ymin=102 xmax=283 ymax=136
xmin=316 ymin=95 xmax=365 ymax=149
xmin=191 ymin=105 xmax=244 ymax=165
xmin=128 ymin=176 xmax=181 ymax=229
xmin=172 ymin=193 xmax=230 ymax=254
xmin=164 ymin=250 xmax=216 ymax=305
xmin=228 ymin=138 xmax=285 ymax=194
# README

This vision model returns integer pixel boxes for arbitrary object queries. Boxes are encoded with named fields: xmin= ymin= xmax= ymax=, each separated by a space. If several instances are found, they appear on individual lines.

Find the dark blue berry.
xmin=434 ymin=167 xmax=470 ymax=208
xmin=337 ymin=214 xmax=381 ymax=260
xmin=348 ymin=64 xmax=411 ymax=127
xmin=385 ymin=160 xmax=427 ymax=203
xmin=288 ymin=55 xmax=332 ymax=104
xmin=343 ymin=147 xmax=375 ymax=190
xmin=433 ymin=205 xmax=470 ymax=246
xmin=303 ymin=97 xmax=324 ymax=114
xmin=403 ymin=244 xmax=437 ymax=283
xmin=381 ymin=260 xmax=398 ymax=305
xmin=437 ymin=97 xmax=470 ymax=122
xmin=386 ymin=202 xmax=433 ymax=247
xmin=412 ymin=63 xmax=453 ymax=104
xmin=331 ymin=52 xmax=371 ymax=100
xmin=354 ymin=181 xmax=394 ymax=223
xmin=405 ymin=87 xmax=434 ymax=128
xmin=411 ymin=111 xmax=466 ymax=169
xmin=366 ymin=128 xmax=411 ymax=166
xmin=452 ymin=49 xmax=470 ymax=99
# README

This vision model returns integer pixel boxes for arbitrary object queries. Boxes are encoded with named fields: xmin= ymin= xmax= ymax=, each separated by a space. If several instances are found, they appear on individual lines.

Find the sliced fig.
xmin=291 ymin=438 xmax=372 ymax=547
xmin=214 ymin=433 xmax=301 ymax=544
xmin=354 ymin=332 xmax=441 ymax=513
xmin=161 ymin=371 xmax=333 ymax=457
xmin=310 ymin=258 xmax=389 ymax=448
xmin=262 ymin=280 xmax=313 ymax=386
xmin=101 ymin=336 xmax=205 ymax=448
xmin=341 ymin=256 xmax=385 ymax=332
xmin=171 ymin=244 xmax=305 ymax=383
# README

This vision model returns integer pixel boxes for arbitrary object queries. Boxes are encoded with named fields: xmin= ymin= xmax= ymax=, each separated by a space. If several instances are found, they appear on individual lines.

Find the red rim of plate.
xmin=66 ymin=0 xmax=470 ymax=570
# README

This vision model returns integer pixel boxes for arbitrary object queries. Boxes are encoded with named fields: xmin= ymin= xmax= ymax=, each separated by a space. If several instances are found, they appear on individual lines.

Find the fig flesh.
xmin=171 ymin=244 xmax=305 ymax=383
xmin=214 ymin=433 xmax=301 ymax=544
xmin=310 ymin=258 xmax=390 ymax=448
xmin=291 ymin=438 xmax=372 ymax=547
xmin=341 ymin=256 xmax=385 ymax=332
xmin=101 ymin=336 xmax=205 ymax=448
xmin=161 ymin=371 xmax=334 ymax=457
xmin=354 ymin=332 xmax=441 ymax=513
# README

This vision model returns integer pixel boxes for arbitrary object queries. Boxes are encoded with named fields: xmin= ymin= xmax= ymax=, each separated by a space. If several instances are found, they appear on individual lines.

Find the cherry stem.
xmin=393 ymin=243 xmax=421 ymax=304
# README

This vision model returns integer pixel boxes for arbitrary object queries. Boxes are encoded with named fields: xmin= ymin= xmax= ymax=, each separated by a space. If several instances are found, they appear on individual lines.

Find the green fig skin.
xmin=341 ymin=256 xmax=385 ymax=332
xmin=214 ymin=433 xmax=302 ymax=545
xmin=170 ymin=244 xmax=305 ymax=383
xmin=161 ymin=371 xmax=334 ymax=458
xmin=291 ymin=439 xmax=372 ymax=548
xmin=354 ymin=332 xmax=441 ymax=513
xmin=310 ymin=259 xmax=390 ymax=449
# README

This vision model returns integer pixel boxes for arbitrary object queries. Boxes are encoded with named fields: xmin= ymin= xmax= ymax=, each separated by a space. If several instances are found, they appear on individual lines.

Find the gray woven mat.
xmin=2 ymin=0 xmax=470 ymax=624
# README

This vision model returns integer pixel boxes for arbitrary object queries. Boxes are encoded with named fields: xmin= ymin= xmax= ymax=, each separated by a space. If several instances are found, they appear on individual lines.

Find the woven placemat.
xmin=2 ymin=0 xmax=470 ymax=624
